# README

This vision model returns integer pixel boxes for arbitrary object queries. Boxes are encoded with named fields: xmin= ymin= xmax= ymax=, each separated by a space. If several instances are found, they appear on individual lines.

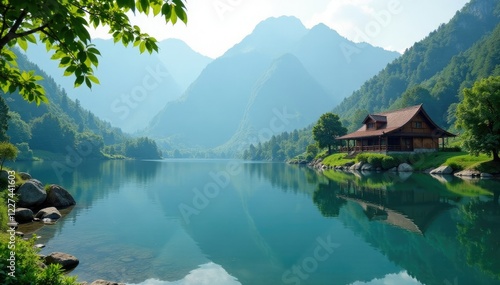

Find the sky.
xmin=90 ymin=0 xmax=471 ymax=58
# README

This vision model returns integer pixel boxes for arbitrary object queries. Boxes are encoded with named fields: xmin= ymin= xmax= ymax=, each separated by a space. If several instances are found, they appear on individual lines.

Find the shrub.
xmin=381 ymin=156 xmax=398 ymax=169
xmin=0 ymin=236 xmax=78 ymax=285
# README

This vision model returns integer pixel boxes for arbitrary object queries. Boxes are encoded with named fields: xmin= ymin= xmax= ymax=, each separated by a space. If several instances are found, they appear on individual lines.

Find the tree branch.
xmin=0 ymin=9 xmax=28 ymax=49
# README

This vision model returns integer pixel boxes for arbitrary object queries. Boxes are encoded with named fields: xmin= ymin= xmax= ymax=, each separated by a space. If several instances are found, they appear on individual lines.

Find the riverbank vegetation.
xmin=314 ymin=152 xmax=500 ymax=174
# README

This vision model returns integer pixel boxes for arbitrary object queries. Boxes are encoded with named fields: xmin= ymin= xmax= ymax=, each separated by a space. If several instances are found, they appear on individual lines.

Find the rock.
xmin=430 ymin=165 xmax=454 ymax=175
xmin=90 ymin=280 xmax=126 ymax=285
xmin=15 ymin=208 xmax=34 ymax=223
xmin=45 ymin=252 xmax=79 ymax=270
xmin=0 ymin=170 xmax=8 ymax=181
xmin=45 ymin=184 xmax=76 ymax=208
xmin=398 ymin=163 xmax=414 ymax=172
xmin=350 ymin=162 xmax=363 ymax=171
xmin=455 ymin=169 xmax=481 ymax=177
xmin=481 ymin=173 xmax=493 ymax=178
xmin=18 ymin=179 xmax=46 ymax=207
xmin=34 ymin=244 xmax=45 ymax=249
xmin=35 ymin=207 xmax=62 ymax=220
xmin=361 ymin=163 xmax=374 ymax=171
xmin=388 ymin=167 xmax=397 ymax=172
xmin=19 ymin=172 xmax=32 ymax=180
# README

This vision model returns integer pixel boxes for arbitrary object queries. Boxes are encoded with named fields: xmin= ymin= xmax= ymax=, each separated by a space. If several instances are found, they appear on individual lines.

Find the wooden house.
xmin=337 ymin=104 xmax=456 ymax=153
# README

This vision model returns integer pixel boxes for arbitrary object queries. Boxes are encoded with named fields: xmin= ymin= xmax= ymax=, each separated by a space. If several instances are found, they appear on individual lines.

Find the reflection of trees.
xmin=313 ymin=181 xmax=346 ymax=217
xmin=457 ymin=195 xmax=500 ymax=280
xmin=244 ymin=163 xmax=325 ymax=194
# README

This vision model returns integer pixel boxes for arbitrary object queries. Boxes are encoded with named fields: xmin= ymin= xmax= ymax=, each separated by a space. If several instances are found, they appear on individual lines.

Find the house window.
xmin=413 ymin=121 xmax=423 ymax=128
xmin=367 ymin=123 xmax=375 ymax=129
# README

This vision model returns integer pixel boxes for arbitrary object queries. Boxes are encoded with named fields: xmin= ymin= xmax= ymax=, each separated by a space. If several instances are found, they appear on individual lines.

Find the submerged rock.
xmin=35 ymin=207 xmax=62 ymax=220
xmin=90 ymin=280 xmax=126 ymax=285
xmin=398 ymin=163 xmax=414 ymax=172
xmin=45 ymin=252 xmax=79 ymax=270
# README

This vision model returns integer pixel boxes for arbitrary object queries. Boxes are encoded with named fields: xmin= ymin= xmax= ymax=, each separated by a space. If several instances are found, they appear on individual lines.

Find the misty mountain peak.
xmin=224 ymin=16 xmax=308 ymax=57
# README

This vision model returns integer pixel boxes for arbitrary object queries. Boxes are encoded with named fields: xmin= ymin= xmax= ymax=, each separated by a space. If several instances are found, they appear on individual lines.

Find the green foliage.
xmin=381 ymin=156 xmax=398 ymax=170
xmin=0 ymin=96 xmax=9 ymax=142
xmin=355 ymin=153 xmax=394 ymax=169
xmin=0 ymin=236 xmax=78 ymax=284
xmin=312 ymin=113 xmax=347 ymax=154
xmin=125 ymin=137 xmax=162 ymax=159
xmin=321 ymin=153 xmax=355 ymax=167
xmin=6 ymin=112 xmax=30 ymax=144
xmin=30 ymin=114 xmax=76 ymax=153
xmin=0 ymin=0 xmax=187 ymax=104
xmin=243 ymin=129 xmax=313 ymax=161
xmin=0 ymin=142 xmax=17 ymax=170
xmin=334 ymin=0 xmax=500 ymax=129
xmin=456 ymin=76 xmax=500 ymax=161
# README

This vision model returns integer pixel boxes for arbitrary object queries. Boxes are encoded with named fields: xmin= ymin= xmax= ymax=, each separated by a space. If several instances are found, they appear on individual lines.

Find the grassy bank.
xmin=319 ymin=152 xmax=500 ymax=173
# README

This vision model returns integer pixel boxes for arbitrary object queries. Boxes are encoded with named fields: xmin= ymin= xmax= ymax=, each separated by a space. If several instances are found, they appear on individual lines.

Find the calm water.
xmin=9 ymin=159 xmax=500 ymax=285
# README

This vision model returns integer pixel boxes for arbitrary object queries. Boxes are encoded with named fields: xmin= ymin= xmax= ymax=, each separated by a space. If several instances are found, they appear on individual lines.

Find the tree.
xmin=6 ymin=111 xmax=31 ymax=144
xmin=312 ymin=113 xmax=347 ymax=154
xmin=0 ymin=0 xmax=187 ymax=104
xmin=0 ymin=141 xmax=18 ymax=170
xmin=456 ymin=76 xmax=500 ymax=161
xmin=0 ymin=96 xmax=9 ymax=141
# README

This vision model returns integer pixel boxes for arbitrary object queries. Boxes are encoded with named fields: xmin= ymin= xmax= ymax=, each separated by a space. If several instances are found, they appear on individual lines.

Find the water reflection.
xmin=317 ymin=170 xmax=500 ymax=285
xmin=8 ymin=160 xmax=500 ymax=285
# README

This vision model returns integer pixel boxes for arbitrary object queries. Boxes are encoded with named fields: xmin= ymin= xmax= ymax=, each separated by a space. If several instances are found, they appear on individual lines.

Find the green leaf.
xmin=139 ymin=41 xmax=146 ymax=54
xmin=85 ymin=77 xmax=92 ymax=88
xmin=174 ymin=4 xmax=187 ymax=24
xmin=17 ymin=37 xmax=28 ymax=51
xmin=87 ymin=75 xmax=100 ymax=84
xmin=74 ymin=76 xmax=85 ymax=88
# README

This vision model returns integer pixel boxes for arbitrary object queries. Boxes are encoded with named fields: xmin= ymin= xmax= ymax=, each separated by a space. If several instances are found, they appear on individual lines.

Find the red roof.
xmin=337 ymin=104 xmax=455 ymax=140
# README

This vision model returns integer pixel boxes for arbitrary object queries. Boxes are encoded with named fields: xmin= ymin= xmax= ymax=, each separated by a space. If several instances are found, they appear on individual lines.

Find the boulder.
xmin=45 ymin=252 xmax=79 ymax=270
xmin=481 ymin=173 xmax=493 ymax=178
xmin=35 ymin=207 xmax=62 ymax=220
xmin=15 ymin=208 xmax=34 ymax=223
xmin=350 ymin=162 xmax=363 ymax=171
xmin=90 ymin=280 xmax=126 ymax=285
xmin=398 ymin=163 xmax=414 ymax=172
xmin=361 ymin=163 xmax=374 ymax=171
xmin=18 ymin=179 xmax=46 ymax=207
xmin=19 ymin=172 xmax=32 ymax=180
xmin=455 ymin=169 xmax=481 ymax=177
xmin=430 ymin=165 xmax=454 ymax=175
xmin=0 ymin=170 xmax=8 ymax=181
xmin=45 ymin=185 xmax=76 ymax=208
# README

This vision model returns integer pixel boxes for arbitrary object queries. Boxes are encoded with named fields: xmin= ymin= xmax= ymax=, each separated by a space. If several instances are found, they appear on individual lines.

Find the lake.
xmin=10 ymin=159 xmax=500 ymax=285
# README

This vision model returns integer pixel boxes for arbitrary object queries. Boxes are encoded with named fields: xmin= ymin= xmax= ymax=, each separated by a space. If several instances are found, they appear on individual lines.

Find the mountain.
xmin=23 ymin=38 xmax=212 ymax=133
xmin=294 ymin=23 xmax=400 ymax=98
xmin=145 ymin=16 xmax=400 ymax=153
xmin=334 ymin=0 xmax=500 ymax=131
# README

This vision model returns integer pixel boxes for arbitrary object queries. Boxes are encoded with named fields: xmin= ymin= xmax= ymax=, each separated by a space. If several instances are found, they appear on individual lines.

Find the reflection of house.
xmin=337 ymin=183 xmax=452 ymax=235
xmin=337 ymin=104 xmax=455 ymax=153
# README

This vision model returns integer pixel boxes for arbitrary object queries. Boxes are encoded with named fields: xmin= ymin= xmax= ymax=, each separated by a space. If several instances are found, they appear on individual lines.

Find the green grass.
xmin=408 ymin=152 xmax=466 ymax=171
xmin=319 ymin=151 xmax=500 ymax=173
xmin=322 ymin=153 xmax=355 ymax=167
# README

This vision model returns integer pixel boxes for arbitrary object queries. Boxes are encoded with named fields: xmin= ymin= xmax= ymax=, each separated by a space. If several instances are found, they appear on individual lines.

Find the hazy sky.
xmin=90 ymin=0 xmax=470 ymax=58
